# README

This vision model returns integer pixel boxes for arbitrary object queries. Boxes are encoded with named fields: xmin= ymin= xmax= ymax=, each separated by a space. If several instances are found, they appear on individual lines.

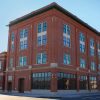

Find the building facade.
xmin=5 ymin=3 xmax=100 ymax=93
xmin=0 ymin=52 xmax=7 ymax=91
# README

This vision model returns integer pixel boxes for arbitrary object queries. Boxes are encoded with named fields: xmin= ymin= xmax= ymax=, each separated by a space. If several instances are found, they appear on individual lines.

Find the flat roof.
xmin=9 ymin=2 xmax=100 ymax=36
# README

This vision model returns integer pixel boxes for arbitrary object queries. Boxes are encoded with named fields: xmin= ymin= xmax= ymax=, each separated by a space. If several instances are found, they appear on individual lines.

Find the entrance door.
xmin=18 ymin=78 xmax=25 ymax=93
xmin=7 ymin=82 xmax=12 ymax=92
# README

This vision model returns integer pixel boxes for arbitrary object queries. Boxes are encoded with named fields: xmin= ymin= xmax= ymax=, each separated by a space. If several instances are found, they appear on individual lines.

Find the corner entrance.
xmin=18 ymin=78 xmax=25 ymax=93
xmin=7 ymin=82 xmax=12 ymax=92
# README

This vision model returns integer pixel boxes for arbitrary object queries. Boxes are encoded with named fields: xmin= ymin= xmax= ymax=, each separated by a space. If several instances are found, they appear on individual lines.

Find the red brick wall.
xmin=6 ymin=8 xmax=100 ymax=92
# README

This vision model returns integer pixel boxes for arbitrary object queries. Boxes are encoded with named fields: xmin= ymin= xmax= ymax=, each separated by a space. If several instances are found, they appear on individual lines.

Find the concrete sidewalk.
xmin=1 ymin=91 xmax=100 ymax=98
xmin=0 ymin=94 xmax=53 ymax=100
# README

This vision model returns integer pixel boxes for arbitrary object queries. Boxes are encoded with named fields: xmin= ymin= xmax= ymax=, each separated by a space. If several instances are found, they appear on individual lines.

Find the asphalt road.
xmin=61 ymin=95 xmax=100 ymax=100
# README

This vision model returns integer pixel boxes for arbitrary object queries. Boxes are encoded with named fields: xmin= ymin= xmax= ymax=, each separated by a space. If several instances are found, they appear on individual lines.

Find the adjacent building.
xmin=0 ymin=52 xmax=7 ymax=91
xmin=5 ymin=2 xmax=100 ymax=93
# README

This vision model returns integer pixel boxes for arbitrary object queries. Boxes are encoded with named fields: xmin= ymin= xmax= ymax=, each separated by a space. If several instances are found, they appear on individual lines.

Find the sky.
xmin=0 ymin=0 xmax=100 ymax=52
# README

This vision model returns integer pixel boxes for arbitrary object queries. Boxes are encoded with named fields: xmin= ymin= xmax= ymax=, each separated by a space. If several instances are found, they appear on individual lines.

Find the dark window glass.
xmin=37 ymin=36 xmax=42 ymax=46
xmin=32 ymin=72 xmax=51 ymax=89
xmin=38 ymin=23 xmax=42 ymax=33
xmin=57 ymin=72 xmax=76 ymax=90
xmin=43 ymin=22 xmax=47 ymax=31
xmin=42 ymin=35 xmax=47 ymax=45
xmin=80 ymin=75 xmax=88 ymax=90
xmin=11 ymin=32 xmax=15 ymax=41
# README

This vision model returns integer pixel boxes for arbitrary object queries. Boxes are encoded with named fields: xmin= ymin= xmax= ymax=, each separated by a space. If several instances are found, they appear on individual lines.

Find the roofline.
xmin=9 ymin=2 xmax=100 ymax=36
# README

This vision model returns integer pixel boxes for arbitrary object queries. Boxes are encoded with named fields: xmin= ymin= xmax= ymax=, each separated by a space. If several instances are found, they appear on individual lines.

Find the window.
xmin=90 ymin=76 xmax=97 ymax=89
xmin=9 ymin=58 xmax=13 ymax=68
xmin=0 ymin=61 xmax=2 ymax=69
xmin=80 ymin=75 xmax=88 ymax=90
xmin=20 ymin=40 xmax=28 ymax=50
xmin=20 ymin=29 xmax=28 ymax=38
xmin=91 ymin=62 xmax=96 ymax=71
xmin=43 ymin=22 xmax=47 ymax=31
xmin=98 ymin=43 xmax=100 ymax=58
xmin=57 ymin=72 xmax=76 ymax=90
xmin=80 ymin=58 xmax=86 ymax=68
xmin=11 ymin=32 xmax=15 ymax=41
xmin=32 ymin=72 xmax=51 ymax=89
xmin=37 ymin=22 xmax=47 ymax=46
xmin=63 ymin=25 xmax=70 ymax=35
xmin=90 ymin=39 xmax=95 ymax=56
xmin=63 ymin=54 xmax=71 ymax=65
xmin=42 ymin=35 xmax=47 ymax=45
xmin=11 ymin=32 xmax=15 ymax=51
xmin=63 ymin=24 xmax=71 ymax=47
xmin=37 ymin=35 xmax=47 ymax=46
xmin=20 ymin=29 xmax=28 ymax=50
xmin=38 ymin=23 xmax=42 ymax=33
xmin=37 ymin=36 xmax=42 ymax=46
xmin=11 ymin=43 xmax=14 ymax=51
xmin=98 ymin=64 xmax=100 ymax=70
xmin=38 ymin=22 xmax=47 ymax=33
xmin=37 ymin=53 xmax=47 ymax=64
xmin=19 ymin=56 xmax=27 ymax=66
xmin=79 ymin=33 xmax=85 ymax=53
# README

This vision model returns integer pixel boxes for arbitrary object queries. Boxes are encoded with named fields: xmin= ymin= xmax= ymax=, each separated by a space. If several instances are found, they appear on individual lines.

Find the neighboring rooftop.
xmin=0 ymin=52 xmax=7 ymax=55
xmin=9 ymin=2 xmax=100 ymax=36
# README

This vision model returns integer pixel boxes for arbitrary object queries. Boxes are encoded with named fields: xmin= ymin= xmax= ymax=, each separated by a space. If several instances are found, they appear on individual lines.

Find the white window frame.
xmin=91 ymin=62 xmax=96 ymax=71
xmin=63 ymin=53 xmax=71 ymax=65
xmin=90 ymin=39 xmax=95 ymax=56
xmin=19 ymin=56 xmax=27 ymax=67
xmin=79 ymin=33 xmax=85 ymax=53
xmin=20 ymin=29 xmax=28 ymax=50
xmin=36 ymin=53 xmax=47 ymax=64
xmin=37 ymin=22 xmax=47 ymax=46
xmin=11 ymin=32 xmax=15 ymax=51
xmin=80 ymin=58 xmax=86 ymax=68
xmin=63 ymin=24 xmax=71 ymax=47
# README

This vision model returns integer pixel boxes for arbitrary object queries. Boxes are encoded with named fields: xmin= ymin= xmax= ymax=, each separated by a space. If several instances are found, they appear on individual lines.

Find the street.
xmin=61 ymin=95 xmax=100 ymax=100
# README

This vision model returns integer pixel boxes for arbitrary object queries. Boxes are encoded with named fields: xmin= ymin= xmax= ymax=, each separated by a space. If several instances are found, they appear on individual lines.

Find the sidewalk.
xmin=1 ymin=91 xmax=100 ymax=98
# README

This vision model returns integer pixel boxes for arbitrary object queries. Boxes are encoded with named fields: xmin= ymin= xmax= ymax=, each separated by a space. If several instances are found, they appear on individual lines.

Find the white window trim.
xmin=63 ymin=54 xmax=71 ymax=65
xmin=20 ymin=37 xmax=27 ymax=41
xmin=80 ymin=58 xmax=86 ymax=68
xmin=90 ymin=46 xmax=95 ymax=50
xmin=37 ymin=31 xmax=47 ymax=36
xmin=37 ymin=53 xmax=47 ymax=64
xmin=80 ymin=41 xmax=85 ymax=45
xmin=19 ymin=56 xmax=27 ymax=67
xmin=37 ymin=31 xmax=47 ymax=46
xmin=63 ymin=32 xmax=70 ymax=38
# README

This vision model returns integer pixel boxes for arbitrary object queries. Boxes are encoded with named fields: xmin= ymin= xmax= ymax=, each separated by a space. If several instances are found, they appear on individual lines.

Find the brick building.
xmin=5 ymin=2 xmax=100 ymax=93
xmin=0 ymin=52 xmax=7 ymax=91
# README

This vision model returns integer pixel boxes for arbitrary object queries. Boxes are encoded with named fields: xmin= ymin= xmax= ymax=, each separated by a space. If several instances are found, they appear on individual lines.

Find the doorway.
xmin=18 ymin=78 xmax=25 ymax=93
xmin=7 ymin=82 xmax=12 ymax=92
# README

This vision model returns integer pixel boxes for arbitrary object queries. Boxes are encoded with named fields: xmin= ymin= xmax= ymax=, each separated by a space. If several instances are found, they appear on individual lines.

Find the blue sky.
xmin=0 ymin=0 xmax=100 ymax=52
